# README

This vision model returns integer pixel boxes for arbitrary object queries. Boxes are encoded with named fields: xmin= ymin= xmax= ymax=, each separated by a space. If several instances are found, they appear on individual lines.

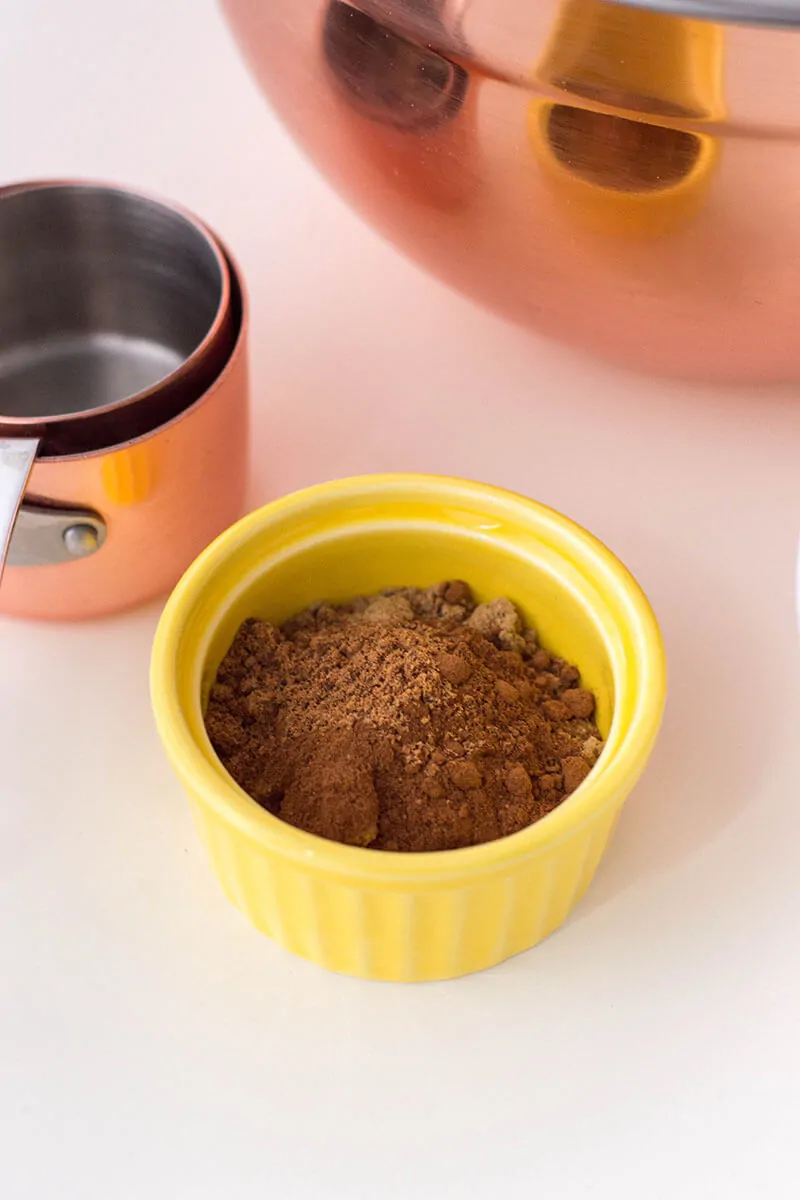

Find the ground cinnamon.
xmin=205 ymin=582 xmax=604 ymax=853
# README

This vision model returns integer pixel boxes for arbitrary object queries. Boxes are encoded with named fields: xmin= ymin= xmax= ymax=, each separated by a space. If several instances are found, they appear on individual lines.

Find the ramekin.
xmin=151 ymin=475 xmax=666 ymax=981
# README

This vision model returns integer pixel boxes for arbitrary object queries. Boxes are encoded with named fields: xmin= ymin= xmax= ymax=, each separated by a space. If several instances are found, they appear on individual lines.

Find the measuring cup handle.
xmin=0 ymin=438 xmax=41 ymax=585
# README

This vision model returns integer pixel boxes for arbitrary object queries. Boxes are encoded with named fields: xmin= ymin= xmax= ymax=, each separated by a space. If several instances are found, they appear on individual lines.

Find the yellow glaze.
xmin=151 ymin=475 xmax=666 ymax=981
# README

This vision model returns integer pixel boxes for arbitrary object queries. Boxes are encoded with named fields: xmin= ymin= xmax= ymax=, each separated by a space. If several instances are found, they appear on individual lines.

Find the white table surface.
xmin=2 ymin=2 xmax=800 ymax=1196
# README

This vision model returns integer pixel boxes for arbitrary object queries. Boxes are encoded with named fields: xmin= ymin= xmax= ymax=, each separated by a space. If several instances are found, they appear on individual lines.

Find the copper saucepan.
xmin=222 ymin=0 xmax=800 ymax=380
xmin=0 ymin=182 xmax=249 ymax=620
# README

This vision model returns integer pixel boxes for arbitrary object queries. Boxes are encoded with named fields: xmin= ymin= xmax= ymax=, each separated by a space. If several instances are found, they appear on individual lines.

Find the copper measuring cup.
xmin=0 ymin=181 xmax=249 ymax=620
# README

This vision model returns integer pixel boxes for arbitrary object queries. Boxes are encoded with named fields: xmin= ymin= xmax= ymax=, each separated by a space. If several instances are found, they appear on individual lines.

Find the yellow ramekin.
xmin=151 ymin=475 xmax=666 ymax=981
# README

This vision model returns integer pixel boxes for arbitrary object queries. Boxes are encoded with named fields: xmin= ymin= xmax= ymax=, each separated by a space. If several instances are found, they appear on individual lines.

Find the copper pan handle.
xmin=0 ymin=438 xmax=40 ymax=585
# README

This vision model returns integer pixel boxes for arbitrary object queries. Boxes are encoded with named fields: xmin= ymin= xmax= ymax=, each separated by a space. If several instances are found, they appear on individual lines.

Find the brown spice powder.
xmin=205 ymin=583 xmax=604 ymax=854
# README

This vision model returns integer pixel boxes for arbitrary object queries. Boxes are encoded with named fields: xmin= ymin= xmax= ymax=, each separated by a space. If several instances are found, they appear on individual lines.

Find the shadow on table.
xmin=571 ymin=528 xmax=782 ymax=923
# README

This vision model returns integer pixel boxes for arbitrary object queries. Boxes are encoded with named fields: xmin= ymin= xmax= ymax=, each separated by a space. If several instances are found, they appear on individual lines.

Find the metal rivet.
xmin=63 ymin=523 xmax=100 ymax=558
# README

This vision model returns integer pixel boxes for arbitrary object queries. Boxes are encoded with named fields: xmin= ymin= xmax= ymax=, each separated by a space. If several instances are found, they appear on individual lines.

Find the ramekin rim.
xmin=151 ymin=473 xmax=666 ymax=883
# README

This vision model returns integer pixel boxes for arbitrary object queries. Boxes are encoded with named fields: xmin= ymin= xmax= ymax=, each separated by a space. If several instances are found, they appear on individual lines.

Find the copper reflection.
xmin=216 ymin=0 xmax=800 ymax=381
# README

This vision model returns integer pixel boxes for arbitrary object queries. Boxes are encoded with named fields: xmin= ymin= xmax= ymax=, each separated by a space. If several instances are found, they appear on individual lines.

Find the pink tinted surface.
xmin=1 ymin=3 xmax=800 ymax=1199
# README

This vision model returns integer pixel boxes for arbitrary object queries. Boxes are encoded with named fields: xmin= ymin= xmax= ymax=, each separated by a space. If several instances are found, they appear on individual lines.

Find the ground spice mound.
xmin=205 ymin=583 xmax=605 ymax=854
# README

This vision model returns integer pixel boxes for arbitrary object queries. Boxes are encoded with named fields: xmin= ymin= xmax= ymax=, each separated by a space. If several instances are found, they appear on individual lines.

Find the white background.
xmin=2 ymin=2 xmax=800 ymax=1196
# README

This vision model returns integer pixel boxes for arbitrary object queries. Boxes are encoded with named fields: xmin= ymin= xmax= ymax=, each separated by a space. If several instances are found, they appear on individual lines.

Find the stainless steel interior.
xmin=0 ymin=184 xmax=226 ymax=420
xmin=613 ymin=1 xmax=800 ymax=25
